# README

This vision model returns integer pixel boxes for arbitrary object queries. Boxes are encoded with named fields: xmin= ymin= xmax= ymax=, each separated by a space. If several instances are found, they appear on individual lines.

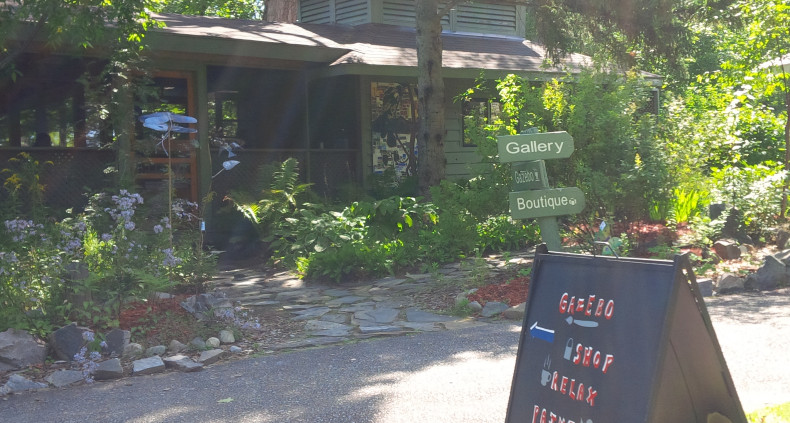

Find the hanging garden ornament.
xmin=212 ymin=160 xmax=240 ymax=178
xmin=139 ymin=112 xmax=198 ymax=156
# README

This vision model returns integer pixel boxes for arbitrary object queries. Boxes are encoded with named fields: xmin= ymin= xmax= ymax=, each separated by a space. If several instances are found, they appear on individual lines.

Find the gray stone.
xmin=123 ymin=343 xmax=143 ymax=358
xmin=323 ymin=289 xmax=353 ymax=297
xmin=503 ymin=303 xmax=526 ymax=320
xmin=291 ymin=307 xmax=331 ymax=321
xmin=326 ymin=296 xmax=366 ymax=307
xmin=206 ymin=337 xmax=221 ymax=348
xmin=103 ymin=328 xmax=130 ymax=357
xmin=198 ymin=349 xmax=226 ymax=365
xmin=189 ymin=337 xmax=206 ymax=350
xmin=93 ymin=358 xmax=124 ymax=380
xmin=163 ymin=355 xmax=203 ymax=372
xmin=154 ymin=292 xmax=174 ymax=300
xmin=229 ymin=346 xmax=242 ymax=353
xmin=219 ymin=330 xmax=235 ymax=344
xmin=696 ymin=278 xmax=714 ymax=297
xmin=717 ymin=273 xmax=745 ymax=293
xmin=168 ymin=339 xmax=187 ymax=353
xmin=481 ymin=301 xmax=510 ymax=318
xmin=756 ymin=254 xmax=790 ymax=290
xmin=398 ymin=322 xmax=442 ymax=332
xmin=355 ymin=307 xmax=399 ymax=324
xmin=405 ymin=309 xmax=452 ymax=323
xmin=49 ymin=323 xmax=89 ymax=361
xmin=776 ymin=230 xmax=790 ymax=249
xmin=145 ymin=345 xmax=166 ymax=357
xmin=713 ymin=239 xmax=741 ymax=261
xmin=272 ymin=337 xmax=346 ymax=350
xmin=132 ymin=356 xmax=165 ymax=375
xmin=304 ymin=320 xmax=353 ymax=337
xmin=373 ymin=277 xmax=407 ymax=287
xmin=181 ymin=292 xmax=233 ymax=319
xmin=0 ymin=328 xmax=47 ymax=371
xmin=46 ymin=370 xmax=84 ymax=388
xmin=320 ymin=313 xmax=348 ymax=324
xmin=1 ymin=374 xmax=47 ymax=395
xmin=248 ymin=300 xmax=280 ymax=306
xmin=468 ymin=301 xmax=483 ymax=312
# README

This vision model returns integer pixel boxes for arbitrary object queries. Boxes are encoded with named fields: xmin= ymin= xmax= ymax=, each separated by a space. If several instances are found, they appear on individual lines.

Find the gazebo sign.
xmin=505 ymin=247 xmax=747 ymax=423
xmin=512 ymin=161 xmax=549 ymax=191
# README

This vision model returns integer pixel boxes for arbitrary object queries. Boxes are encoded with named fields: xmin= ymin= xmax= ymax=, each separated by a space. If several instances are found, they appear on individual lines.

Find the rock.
xmin=229 ymin=346 xmax=242 ymax=353
xmin=503 ymin=303 xmax=526 ymax=320
xmin=716 ymin=273 xmax=745 ymax=293
xmin=291 ymin=307 xmax=331 ymax=321
xmin=206 ymin=337 xmax=221 ymax=348
xmin=219 ymin=330 xmax=235 ymax=344
xmin=168 ymin=340 xmax=187 ymax=353
xmin=103 ymin=328 xmax=130 ymax=357
xmin=481 ymin=301 xmax=510 ymax=318
xmin=0 ymin=328 xmax=47 ymax=371
xmin=123 ymin=343 xmax=143 ymax=358
xmin=304 ymin=320 xmax=353 ymax=337
xmin=93 ymin=358 xmax=124 ymax=381
xmin=132 ymin=356 xmax=166 ymax=375
xmin=189 ymin=337 xmax=206 ymax=350
xmin=49 ymin=323 xmax=89 ymax=361
xmin=468 ymin=301 xmax=483 ymax=312
xmin=776 ymin=230 xmax=790 ymax=249
xmin=180 ymin=292 xmax=233 ymax=320
xmin=1 ymin=374 xmax=47 ymax=395
xmin=46 ymin=370 xmax=84 ymax=388
xmin=197 ymin=349 xmax=226 ymax=365
xmin=712 ymin=239 xmax=741 ymax=261
xmin=145 ymin=345 xmax=166 ymax=357
xmin=709 ymin=203 xmax=727 ymax=220
xmin=163 ymin=355 xmax=203 ymax=372
xmin=756 ymin=255 xmax=788 ymax=290
xmin=696 ymin=278 xmax=714 ymax=297
xmin=355 ymin=308 xmax=399 ymax=324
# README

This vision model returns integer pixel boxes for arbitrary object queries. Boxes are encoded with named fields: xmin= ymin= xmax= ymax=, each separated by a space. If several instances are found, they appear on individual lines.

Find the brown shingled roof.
xmin=151 ymin=13 xmax=650 ymax=79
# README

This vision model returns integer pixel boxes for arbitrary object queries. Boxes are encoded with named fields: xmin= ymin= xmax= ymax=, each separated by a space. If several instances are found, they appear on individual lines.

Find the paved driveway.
xmin=0 ymin=290 xmax=787 ymax=422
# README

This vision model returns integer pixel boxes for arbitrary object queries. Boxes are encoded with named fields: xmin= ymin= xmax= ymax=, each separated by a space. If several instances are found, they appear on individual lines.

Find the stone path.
xmin=212 ymin=250 xmax=536 ymax=350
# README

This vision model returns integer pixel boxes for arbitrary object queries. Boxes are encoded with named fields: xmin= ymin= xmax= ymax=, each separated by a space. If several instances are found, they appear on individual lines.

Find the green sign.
xmin=509 ymin=187 xmax=585 ymax=219
xmin=512 ymin=160 xmax=548 ymax=191
xmin=498 ymin=132 xmax=574 ymax=163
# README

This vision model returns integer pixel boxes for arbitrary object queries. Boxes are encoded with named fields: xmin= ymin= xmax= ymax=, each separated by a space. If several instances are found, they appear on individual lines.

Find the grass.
xmin=747 ymin=402 xmax=790 ymax=423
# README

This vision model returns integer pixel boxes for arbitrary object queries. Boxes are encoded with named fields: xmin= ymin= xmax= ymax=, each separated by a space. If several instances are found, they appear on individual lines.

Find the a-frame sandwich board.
xmin=505 ymin=245 xmax=746 ymax=423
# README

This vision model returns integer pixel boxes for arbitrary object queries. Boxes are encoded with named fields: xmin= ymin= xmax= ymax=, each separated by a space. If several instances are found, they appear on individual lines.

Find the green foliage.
xmin=746 ymin=401 xmax=790 ymax=423
xmin=153 ymin=0 xmax=263 ymax=19
xmin=0 ymin=153 xmax=52 ymax=221
xmin=710 ymin=164 xmax=785 ymax=237
xmin=670 ymin=188 xmax=708 ymax=224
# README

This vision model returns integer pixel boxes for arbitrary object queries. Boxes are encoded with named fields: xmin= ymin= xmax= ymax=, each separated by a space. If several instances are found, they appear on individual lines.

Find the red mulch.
xmin=467 ymin=276 xmax=530 ymax=307
xmin=118 ymin=296 xmax=190 ymax=332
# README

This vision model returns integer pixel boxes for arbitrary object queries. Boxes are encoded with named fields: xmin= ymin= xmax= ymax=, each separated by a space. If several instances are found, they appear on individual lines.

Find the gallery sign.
xmin=505 ymin=247 xmax=747 ymax=423
xmin=498 ymin=132 xmax=575 ymax=162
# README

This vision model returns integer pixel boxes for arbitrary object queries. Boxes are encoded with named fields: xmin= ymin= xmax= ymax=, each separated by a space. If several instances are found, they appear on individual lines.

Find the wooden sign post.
xmin=506 ymin=246 xmax=747 ymax=423
xmin=498 ymin=131 xmax=584 ymax=250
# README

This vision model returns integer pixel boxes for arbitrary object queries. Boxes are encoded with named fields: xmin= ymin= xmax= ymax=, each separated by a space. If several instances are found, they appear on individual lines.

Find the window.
xmin=462 ymin=98 xmax=502 ymax=147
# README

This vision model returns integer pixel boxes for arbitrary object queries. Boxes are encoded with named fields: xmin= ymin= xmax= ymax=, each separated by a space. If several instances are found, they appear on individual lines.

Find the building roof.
xmin=150 ymin=13 xmax=657 ymax=80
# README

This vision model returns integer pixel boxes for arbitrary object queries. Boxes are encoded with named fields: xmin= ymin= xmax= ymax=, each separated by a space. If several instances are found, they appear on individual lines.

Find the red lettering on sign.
xmin=572 ymin=344 xmax=582 ymax=365
xmin=560 ymin=376 xmax=568 ymax=394
xmin=532 ymin=405 xmax=540 ymax=423
xmin=551 ymin=371 xmax=559 ymax=391
xmin=585 ymin=295 xmax=595 ymax=316
xmin=595 ymin=299 xmax=604 ymax=316
xmin=593 ymin=350 xmax=601 ymax=368
xmin=582 ymin=347 xmax=593 ymax=367
xmin=575 ymin=297 xmax=585 ymax=313
xmin=559 ymin=293 xmax=569 ymax=313
xmin=576 ymin=383 xmax=585 ymax=402
xmin=569 ymin=379 xmax=576 ymax=399
xmin=586 ymin=387 xmax=598 ymax=406
xmin=605 ymin=300 xmax=614 ymax=319
xmin=550 ymin=412 xmax=558 ymax=423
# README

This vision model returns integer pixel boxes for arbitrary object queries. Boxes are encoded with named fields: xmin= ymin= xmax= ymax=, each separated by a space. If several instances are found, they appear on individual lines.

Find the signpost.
xmin=498 ymin=131 xmax=583 ymax=250
xmin=505 ymin=246 xmax=747 ymax=423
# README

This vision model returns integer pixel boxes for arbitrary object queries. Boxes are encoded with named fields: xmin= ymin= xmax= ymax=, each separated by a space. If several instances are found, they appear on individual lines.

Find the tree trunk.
xmin=415 ymin=0 xmax=448 ymax=198
xmin=264 ymin=0 xmax=298 ymax=23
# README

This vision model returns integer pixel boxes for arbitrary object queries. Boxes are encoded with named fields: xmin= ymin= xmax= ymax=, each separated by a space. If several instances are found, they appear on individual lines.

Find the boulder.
xmin=1 ymin=374 xmax=47 ymax=395
xmin=168 ymin=340 xmax=187 ymax=353
xmin=123 ymin=343 xmax=143 ymax=358
xmin=132 ymin=356 xmax=165 ymax=375
xmin=503 ymin=303 xmax=526 ymax=320
xmin=49 ymin=323 xmax=89 ymax=361
xmin=46 ymin=370 xmax=85 ymax=388
xmin=180 ymin=292 xmax=233 ymax=320
xmin=0 ymin=328 xmax=47 ymax=371
xmin=189 ymin=337 xmax=206 ymax=350
xmin=197 ymin=349 xmax=226 ymax=365
xmin=776 ymin=230 xmax=790 ymax=249
xmin=145 ymin=345 xmax=166 ymax=357
xmin=468 ymin=301 xmax=483 ymax=312
xmin=103 ymin=328 xmax=130 ymax=357
xmin=219 ymin=330 xmax=235 ymax=344
xmin=163 ymin=355 xmax=203 ymax=372
xmin=712 ymin=240 xmax=741 ymax=261
xmin=716 ymin=273 xmax=745 ymax=293
xmin=206 ymin=337 xmax=221 ymax=348
xmin=696 ymin=278 xmax=714 ymax=297
xmin=93 ymin=358 xmax=124 ymax=380
xmin=481 ymin=301 xmax=510 ymax=318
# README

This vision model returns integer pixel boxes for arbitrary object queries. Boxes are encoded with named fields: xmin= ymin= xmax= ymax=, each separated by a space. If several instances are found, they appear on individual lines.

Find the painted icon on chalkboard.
xmin=564 ymin=338 xmax=574 ymax=360
xmin=540 ymin=356 xmax=552 ymax=386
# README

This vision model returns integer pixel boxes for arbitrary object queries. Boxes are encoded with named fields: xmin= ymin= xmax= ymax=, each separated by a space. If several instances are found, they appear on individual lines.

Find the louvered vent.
xmin=300 ymin=0 xmax=332 ymax=23
xmin=335 ymin=0 xmax=370 ymax=25
xmin=455 ymin=3 xmax=517 ymax=36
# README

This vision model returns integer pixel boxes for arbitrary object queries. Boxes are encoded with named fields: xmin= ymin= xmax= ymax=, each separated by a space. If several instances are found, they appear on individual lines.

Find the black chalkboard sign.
xmin=506 ymin=245 xmax=746 ymax=423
